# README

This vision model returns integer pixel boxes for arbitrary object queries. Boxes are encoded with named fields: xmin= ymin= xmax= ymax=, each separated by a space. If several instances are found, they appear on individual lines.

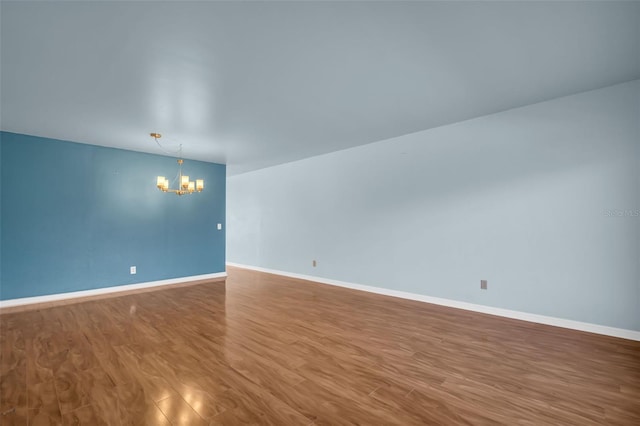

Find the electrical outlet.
xmin=130 ymin=266 xmax=137 ymax=275
xmin=480 ymin=279 xmax=487 ymax=290
xmin=312 ymin=260 xmax=317 ymax=267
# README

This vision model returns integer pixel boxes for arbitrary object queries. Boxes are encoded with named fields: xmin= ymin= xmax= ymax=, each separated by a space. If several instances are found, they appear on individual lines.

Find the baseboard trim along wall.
xmin=0 ymin=272 xmax=227 ymax=313
xmin=226 ymin=262 xmax=640 ymax=342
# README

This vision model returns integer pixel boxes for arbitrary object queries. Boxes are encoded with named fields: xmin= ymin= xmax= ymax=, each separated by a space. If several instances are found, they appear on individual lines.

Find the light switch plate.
xmin=217 ymin=223 xmax=222 ymax=230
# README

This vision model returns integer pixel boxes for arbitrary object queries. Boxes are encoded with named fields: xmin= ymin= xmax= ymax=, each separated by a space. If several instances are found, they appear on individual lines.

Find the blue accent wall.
xmin=0 ymin=131 xmax=226 ymax=300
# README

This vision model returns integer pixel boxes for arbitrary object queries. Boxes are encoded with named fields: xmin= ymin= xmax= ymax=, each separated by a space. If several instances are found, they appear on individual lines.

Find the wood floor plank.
xmin=60 ymin=404 xmax=109 ymax=426
xmin=26 ymin=380 xmax=57 ymax=410
xmin=1 ymin=362 xmax=27 ymax=414
xmin=155 ymin=395 xmax=207 ymax=426
xmin=0 ymin=406 xmax=28 ymax=426
xmin=28 ymin=403 xmax=63 ymax=426
xmin=115 ymin=383 xmax=172 ymax=426
xmin=1 ymin=266 xmax=639 ymax=425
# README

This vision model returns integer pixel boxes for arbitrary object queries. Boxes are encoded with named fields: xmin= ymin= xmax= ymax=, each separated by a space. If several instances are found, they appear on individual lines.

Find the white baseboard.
xmin=226 ymin=262 xmax=640 ymax=342
xmin=0 ymin=272 xmax=227 ymax=310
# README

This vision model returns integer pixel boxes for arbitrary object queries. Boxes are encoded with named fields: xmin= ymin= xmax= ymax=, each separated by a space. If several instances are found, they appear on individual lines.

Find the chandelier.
xmin=151 ymin=133 xmax=204 ymax=196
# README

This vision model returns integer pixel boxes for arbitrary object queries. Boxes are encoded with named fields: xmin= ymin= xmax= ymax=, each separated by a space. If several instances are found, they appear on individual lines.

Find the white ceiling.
xmin=1 ymin=1 xmax=639 ymax=175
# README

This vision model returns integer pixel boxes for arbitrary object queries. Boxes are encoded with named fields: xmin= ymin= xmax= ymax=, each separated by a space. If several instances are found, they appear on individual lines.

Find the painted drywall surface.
xmin=0 ymin=132 xmax=225 ymax=300
xmin=228 ymin=80 xmax=640 ymax=331
xmin=0 ymin=139 xmax=3 ymax=289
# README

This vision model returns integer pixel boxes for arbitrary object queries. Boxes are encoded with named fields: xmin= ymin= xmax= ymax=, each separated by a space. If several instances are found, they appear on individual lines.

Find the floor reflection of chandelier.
xmin=151 ymin=133 xmax=204 ymax=196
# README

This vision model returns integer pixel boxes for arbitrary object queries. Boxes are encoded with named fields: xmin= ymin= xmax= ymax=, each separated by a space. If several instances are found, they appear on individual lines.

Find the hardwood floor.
xmin=1 ymin=266 xmax=639 ymax=425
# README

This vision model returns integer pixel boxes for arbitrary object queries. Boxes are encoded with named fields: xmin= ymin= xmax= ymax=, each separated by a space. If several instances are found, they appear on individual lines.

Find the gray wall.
xmin=227 ymin=80 xmax=640 ymax=331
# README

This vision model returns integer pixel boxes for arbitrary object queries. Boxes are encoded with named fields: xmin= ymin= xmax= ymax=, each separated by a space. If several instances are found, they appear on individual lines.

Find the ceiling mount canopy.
xmin=151 ymin=133 xmax=204 ymax=196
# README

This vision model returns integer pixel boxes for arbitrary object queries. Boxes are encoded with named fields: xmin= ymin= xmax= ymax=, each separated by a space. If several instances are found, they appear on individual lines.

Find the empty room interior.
xmin=1 ymin=1 xmax=639 ymax=425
